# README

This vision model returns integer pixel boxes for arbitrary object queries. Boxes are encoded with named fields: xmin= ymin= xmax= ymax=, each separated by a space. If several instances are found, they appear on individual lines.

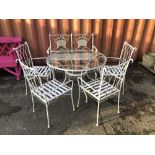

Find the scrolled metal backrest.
xmin=13 ymin=42 xmax=33 ymax=67
xmin=119 ymin=41 xmax=137 ymax=64
xmin=72 ymin=33 xmax=94 ymax=50
xmin=49 ymin=34 xmax=71 ymax=50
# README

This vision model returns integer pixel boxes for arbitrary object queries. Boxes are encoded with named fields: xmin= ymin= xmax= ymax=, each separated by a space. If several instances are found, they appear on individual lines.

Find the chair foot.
xmin=117 ymin=111 xmax=120 ymax=114
xmin=33 ymin=110 xmax=35 ymax=113
xmin=48 ymin=125 xmax=50 ymax=128
xmin=73 ymin=108 xmax=75 ymax=111
xmin=77 ymin=105 xmax=79 ymax=108
xmin=96 ymin=123 xmax=99 ymax=127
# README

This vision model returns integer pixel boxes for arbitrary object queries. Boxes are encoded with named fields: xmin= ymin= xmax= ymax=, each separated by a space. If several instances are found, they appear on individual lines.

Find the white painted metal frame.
xmin=47 ymin=34 xmax=72 ymax=82
xmin=14 ymin=58 xmax=75 ymax=128
xmin=48 ymin=33 xmax=95 ymax=52
xmin=71 ymin=33 xmax=99 ymax=80
xmin=13 ymin=42 xmax=52 ymax=95
xmin=46 ymin=48 xmax=106 ymax=83
xmin=105 ymin=41 xmax=137 ymax=94
xmin=71 ymin=33 xmax=94 ymax=50
xmin=86 ymin=45 xmax=100 ymax=80
xmin=47 ymin=33 xmax=98 ymax=80
xmin=48 ymin=34 xmax=71 ymax=52
xmin=77 ymin=61 xmax=130 ymax=126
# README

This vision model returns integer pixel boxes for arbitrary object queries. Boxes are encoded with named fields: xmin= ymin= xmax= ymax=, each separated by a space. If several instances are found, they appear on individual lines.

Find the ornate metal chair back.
xmin=49 ymin=34 xmax=71 ymax=51
xmin=119 ymin=41 xmax=137 ymax=64
xmin=14 ymin=42 xmax=34 ymax=67
xmin=72 ymin=33 xmax=94 ymax=50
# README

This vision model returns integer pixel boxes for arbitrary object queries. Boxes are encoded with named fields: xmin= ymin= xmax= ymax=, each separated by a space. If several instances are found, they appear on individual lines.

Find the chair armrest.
xmin=47 ymin=47 xmax=51 ymax=55
xmin=106 ymin=57 xmax=120 ymax=65
xmin=105 ymin=64 xmax=122 ymax=69
xmin=77 ymin=77 xmax=96 ymax=92
xmin=32 ymin=57 xmax=47 ymax=60
xmin=130 ymin=58 xmax=134 ymax=63
xmin=106 ymin=57 xmax=121 ymax=60
xmin=16 ymin=59 xmax=19 ymax=63
xmin=92 ymin=45 xmax=98 ymax=52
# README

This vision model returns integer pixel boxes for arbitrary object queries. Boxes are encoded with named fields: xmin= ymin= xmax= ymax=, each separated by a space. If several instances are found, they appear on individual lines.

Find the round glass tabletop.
xmin=46 ymin=50 xmax=107 ymax=73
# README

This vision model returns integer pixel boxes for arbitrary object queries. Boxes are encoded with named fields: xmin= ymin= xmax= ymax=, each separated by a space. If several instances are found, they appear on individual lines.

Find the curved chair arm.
xmin=92 ymin=45 xmax=98 ymax=52
xmin=32 ymin=57 xmax=47 ymax=64
xmin=106 ymin=57 xmax=121 ymax=60
xmin=106 ymin=57 xmax=121 ymax=65
xmin=47 ymin=46 xmax=51 ymax=55
xmin=130 ymin=58 xmax=134 ymax=63
xmin=16 ymin=59 xmax=19 ymax=63
xmin=32 ymin=57 xmax=47 ymax=60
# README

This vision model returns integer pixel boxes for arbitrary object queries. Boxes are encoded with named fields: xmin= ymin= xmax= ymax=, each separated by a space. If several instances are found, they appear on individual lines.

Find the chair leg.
xmin=49 ymin=72 xmax=52 ymax=80
xmin=25 ymin=78 xmax=28 ymax=95
xmin=83 ymin=91 xmax=88 ymax=103
xmin=71 ymin=89 xmax=75 ymax=111
xmin=47 ymin=72 xmax=52 ymax=81
xmin=95 ymin=71 xmax=97 ymax=79
xmin=117 ymin=92 xmax=120 ymax=114
xmin=96 ymin=100 xmax=100 ymax=127
xmin=31 ymin=94 xmax=35 ymax=112
xmin=52 ymin=69 xmax=56 ymax=80
xmin=47 ymin=74 xmax=49 ymax=81
xmin=45 ymin=104 xmax=50 ymax=128
xmin=70 ymin=79 xmax=75 ymax=111
xmin=77 ymin=82 xmax=81 ymax=108
xmin=122 ymin=76 xmax=125 ymax=94
xmin=63 ymin=72 xmax=67 ymax=83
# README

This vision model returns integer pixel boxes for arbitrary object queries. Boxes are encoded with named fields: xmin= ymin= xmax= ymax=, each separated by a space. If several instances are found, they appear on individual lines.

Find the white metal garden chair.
xmin=14 ymin=56 xmax=75 ymax=128
xmin=77 ymin=61 xmax=130 ymax=126
xmin=13 ymin=42 xmax=52 ymax=95
xmin=105 ymin=41 xmax=137 ymax=94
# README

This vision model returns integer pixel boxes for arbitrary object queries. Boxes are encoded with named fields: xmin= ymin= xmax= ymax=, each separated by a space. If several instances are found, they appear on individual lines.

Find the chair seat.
xmin=80 ymin=79 xmax=119 ymax=101
xmin=105 ymin=65 xmax=125 ymax=75
xmin=27 ymin=66 xmax=52 ymax=77
xmin=32 ymin=79 xmax=71 ymax=103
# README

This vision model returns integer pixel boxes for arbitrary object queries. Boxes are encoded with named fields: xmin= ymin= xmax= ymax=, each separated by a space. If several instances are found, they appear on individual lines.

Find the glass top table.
xmin=46 ymin=50 xmax=107 ymax=75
